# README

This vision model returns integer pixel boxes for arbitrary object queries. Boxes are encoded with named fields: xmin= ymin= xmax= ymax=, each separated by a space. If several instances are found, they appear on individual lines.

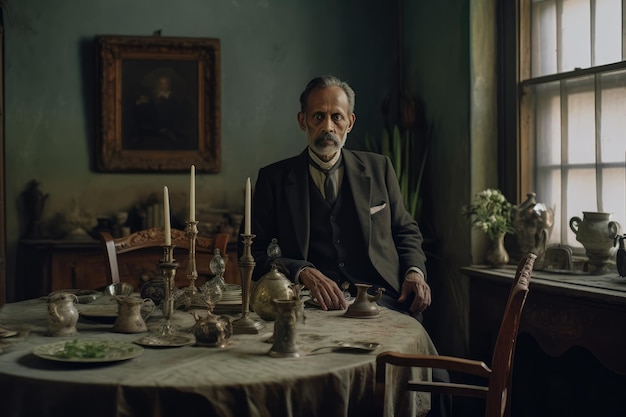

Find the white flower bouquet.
xmin=462 ymin=189 xmax=516 ymax=241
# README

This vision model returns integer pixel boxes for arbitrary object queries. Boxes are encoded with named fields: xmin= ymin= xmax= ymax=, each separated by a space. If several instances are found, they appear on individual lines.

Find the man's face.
xmin=157 ymin=77 xmax=170 ymax=95
xmin=297 ymin=86 xmax=355 ymax=161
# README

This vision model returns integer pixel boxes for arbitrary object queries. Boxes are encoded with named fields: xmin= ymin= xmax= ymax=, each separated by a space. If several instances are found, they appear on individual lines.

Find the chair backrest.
xmin=486 ymin=253 xmax=536 ymax=417
xmin=100 ymin=227 xmax=230 ymax=290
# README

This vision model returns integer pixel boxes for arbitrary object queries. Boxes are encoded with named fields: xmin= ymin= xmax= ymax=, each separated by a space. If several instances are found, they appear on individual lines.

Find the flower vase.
xmin=486 ymin=234 xmax=509 ymax=267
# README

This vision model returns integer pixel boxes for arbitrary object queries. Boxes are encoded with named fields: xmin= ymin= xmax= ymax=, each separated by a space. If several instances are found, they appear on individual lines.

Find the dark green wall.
xmin=5 ymin=0 xmax=498 ymax=358
xmin=403 ymin=0 xmax=472 ymax=356
xmin=4 ymin=0 xmax=395 ymax=300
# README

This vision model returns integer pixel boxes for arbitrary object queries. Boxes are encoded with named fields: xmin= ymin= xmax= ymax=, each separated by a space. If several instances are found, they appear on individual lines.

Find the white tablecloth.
xmin=0 ymin=297 xmax=437 ymax=417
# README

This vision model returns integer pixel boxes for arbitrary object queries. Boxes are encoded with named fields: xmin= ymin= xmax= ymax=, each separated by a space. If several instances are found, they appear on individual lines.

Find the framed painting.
xmin=97 ymin=35 xmax=220 ymax=172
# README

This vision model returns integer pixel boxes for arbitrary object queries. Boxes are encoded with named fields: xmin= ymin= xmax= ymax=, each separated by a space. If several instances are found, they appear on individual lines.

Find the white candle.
xmin=245 ymin=177 xmax=251 ymax=235
xmin=163 ymin=186 xmax=171 ymax=246
xmin=190 ymin=165 xmax=196 ymax=222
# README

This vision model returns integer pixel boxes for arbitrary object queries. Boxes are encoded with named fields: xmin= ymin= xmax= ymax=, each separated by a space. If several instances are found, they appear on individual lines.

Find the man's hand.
xmin=299 ymin=268 xmax=347 ymax=311
xmin=397 ymin=271 xmax=431 ymax=314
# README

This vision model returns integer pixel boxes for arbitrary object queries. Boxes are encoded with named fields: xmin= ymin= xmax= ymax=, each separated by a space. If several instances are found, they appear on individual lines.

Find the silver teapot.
xmin=190 ymin=311 xmax=233 ymax=348
xmin=251 ymin=262 xmax=293 ymax=321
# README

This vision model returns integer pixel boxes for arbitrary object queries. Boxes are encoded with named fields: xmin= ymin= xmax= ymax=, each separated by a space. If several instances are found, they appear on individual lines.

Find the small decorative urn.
xmin=344 ymin=284 xmax=385 ymax=318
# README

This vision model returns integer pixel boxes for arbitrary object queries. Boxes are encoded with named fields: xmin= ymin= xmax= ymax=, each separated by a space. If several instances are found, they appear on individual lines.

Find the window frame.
xmin=502 ymin=0 xmax=626 ymax=251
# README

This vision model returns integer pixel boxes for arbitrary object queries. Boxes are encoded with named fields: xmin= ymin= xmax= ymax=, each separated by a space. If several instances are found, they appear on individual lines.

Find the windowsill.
xmin=461 ymin=263 xmax=626 ymax=305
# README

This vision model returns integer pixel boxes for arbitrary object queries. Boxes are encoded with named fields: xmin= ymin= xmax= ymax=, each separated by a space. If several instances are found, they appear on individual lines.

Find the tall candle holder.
xmin=174 ymin=221 xmax=209 ymax=309
xmin=232 ymin=234 xmax=265 ymax=334
xmin=155 ymin=245 xmax=180 ymax=335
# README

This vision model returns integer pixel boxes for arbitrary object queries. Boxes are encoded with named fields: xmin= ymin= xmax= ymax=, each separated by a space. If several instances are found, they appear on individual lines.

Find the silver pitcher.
xmin=47 ymin=293 xmax=79 ymax=337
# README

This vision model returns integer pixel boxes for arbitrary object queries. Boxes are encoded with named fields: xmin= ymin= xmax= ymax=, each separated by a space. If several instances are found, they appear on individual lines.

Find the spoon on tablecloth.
xmin=309 ymin=341 xmax=380 ymax=353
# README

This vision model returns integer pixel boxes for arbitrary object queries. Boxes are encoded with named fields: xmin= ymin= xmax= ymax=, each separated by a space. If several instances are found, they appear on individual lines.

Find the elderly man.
xmin=245 ymin=75 xmax=449 ymax=416
xmin=249 ymin=75 xmax=432 ymax=316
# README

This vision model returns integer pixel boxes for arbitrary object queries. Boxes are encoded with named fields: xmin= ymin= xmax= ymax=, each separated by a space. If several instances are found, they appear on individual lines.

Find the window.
xmin=520 ymin=0 xmax=626 ymax=250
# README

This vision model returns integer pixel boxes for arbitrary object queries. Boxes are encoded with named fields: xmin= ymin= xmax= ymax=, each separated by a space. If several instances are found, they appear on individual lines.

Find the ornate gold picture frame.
xmin=97 ymin=35 xmax=220 ymax=172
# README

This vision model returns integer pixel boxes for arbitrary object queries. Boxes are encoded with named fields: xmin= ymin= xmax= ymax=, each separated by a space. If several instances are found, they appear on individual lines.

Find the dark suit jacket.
xmin=248 ymin=148 xmax=427 ymax=293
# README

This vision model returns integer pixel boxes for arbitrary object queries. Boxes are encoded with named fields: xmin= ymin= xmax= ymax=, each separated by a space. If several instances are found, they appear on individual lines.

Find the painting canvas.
xmin=97 ymin=35 xmax=220 ymax=172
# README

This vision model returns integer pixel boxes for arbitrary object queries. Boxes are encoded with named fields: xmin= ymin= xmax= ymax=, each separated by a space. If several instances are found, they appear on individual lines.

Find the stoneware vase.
xmin=569 ymin=211 xmax=622 ymax=274
xmin=486 ymin=233 xmax=509 ymax=267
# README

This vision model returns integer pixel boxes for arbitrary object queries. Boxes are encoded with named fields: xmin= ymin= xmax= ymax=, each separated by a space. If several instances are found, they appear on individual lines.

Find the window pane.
xmin=599 ymin=70 xmax=626 ymax=163
xmin=535 ymin=82 xmax=562 ymax=166
xmin=532 ymin=0 xmax=558 ymax=76
xmin=602 ymin=167 xmax=626 ymax=230
xmin=594 ymin=0 xmax=622 ymax=65
xmin=563 ymin=76 xmax=595 ymax=164
xmin=562 ymin=0 xmax=591 ymax=71
xmin=536 ymin=167 xmax=562 ymax=245
xmin=566 ymin=168 xmax=598 ymax=247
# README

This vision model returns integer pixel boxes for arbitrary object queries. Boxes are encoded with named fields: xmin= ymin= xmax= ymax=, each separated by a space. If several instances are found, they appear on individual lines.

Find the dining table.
xmin=0 ymin=292 xmax=437 ymax=417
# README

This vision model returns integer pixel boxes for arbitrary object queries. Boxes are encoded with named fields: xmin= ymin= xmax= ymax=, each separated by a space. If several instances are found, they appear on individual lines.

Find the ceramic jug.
xmin=47 ymin=293 xmax=79 ymax=337
xmin=112 ymin=296 xmax=154 ymax=333
xmin=569 ymin=211 xmax=622 ymax=273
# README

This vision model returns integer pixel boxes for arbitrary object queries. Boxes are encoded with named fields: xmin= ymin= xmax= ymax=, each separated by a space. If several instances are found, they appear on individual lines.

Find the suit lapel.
xmin=343 ymin=151 xmax=372 ymax=247
xmin=286 ymin=150 xmax=311 ymax=258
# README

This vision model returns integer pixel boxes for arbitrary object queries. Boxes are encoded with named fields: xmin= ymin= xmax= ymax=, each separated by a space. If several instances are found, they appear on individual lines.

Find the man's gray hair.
xmin=299 ymin=75 xmax=356 ymax=114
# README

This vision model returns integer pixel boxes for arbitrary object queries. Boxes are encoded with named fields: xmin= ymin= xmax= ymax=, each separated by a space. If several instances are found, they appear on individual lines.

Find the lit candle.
xmin=245 ymin=177 xmax=251 ymax=235
xmin=190 ymin=165 xmax=196 ymax=222
xmin=163 ymin=186 xmax=171 ymax=246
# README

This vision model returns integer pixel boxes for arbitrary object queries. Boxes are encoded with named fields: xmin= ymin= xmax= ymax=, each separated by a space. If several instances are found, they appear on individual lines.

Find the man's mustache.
xmin=315 ymin=132 xmax=340 ymax=146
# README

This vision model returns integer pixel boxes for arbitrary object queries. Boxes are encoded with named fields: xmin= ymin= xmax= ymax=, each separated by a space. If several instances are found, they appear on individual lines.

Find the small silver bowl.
xmin=104 ymin=282 xmax=134 ymax=297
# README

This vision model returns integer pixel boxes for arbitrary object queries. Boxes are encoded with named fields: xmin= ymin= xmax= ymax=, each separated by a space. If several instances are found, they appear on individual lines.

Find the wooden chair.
xmin=375 ymin=253 xmax=537 ymax=417
xmin=100 ymin=227 xmax=230 ymax=291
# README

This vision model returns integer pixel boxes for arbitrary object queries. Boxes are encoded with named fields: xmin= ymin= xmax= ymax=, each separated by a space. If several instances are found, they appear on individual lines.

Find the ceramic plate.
xmin=78 ymin=304 xmax=118 ymax=319
xmin=33 ymin=340 xmax=144 ymax=363
xmin=133 ymin=334 xmax=195 ymax=348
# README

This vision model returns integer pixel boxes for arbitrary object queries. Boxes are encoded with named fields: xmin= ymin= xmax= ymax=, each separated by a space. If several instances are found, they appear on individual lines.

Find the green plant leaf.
xmin=360 ymin=118 xmax=432 ymax=223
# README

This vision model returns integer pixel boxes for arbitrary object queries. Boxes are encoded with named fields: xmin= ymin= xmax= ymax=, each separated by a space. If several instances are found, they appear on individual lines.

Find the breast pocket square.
xmin=370 ymin=203 xmax=387 ymax=215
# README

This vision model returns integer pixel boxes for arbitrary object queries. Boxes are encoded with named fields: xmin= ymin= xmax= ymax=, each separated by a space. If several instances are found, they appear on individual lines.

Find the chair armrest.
xmin=376 ymin=351 xmax=492 ymax=379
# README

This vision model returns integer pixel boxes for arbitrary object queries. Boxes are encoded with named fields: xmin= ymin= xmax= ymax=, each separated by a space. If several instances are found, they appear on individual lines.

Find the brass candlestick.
xmin=232 ymin=234 xmax=265 ymax=334
xmin=156 ymin=245 xmax=180 ymax=335
xmin=176 ymin=221 xmax=208 ymax=309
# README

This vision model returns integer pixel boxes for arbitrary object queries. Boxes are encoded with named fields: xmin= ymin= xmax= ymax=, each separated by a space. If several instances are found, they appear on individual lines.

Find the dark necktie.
xmin=309 ymin=155 xmax=342 ymax=205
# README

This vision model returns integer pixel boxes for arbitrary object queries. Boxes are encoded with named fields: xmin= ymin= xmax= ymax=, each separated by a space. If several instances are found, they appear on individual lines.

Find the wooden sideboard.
xmin=16 ymin=239 xmax=240 ymax=300
xmin=462 ymin=265 xmax=626 ymax=375
xmin=462 ymin=265 xmax=626 ymax=416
